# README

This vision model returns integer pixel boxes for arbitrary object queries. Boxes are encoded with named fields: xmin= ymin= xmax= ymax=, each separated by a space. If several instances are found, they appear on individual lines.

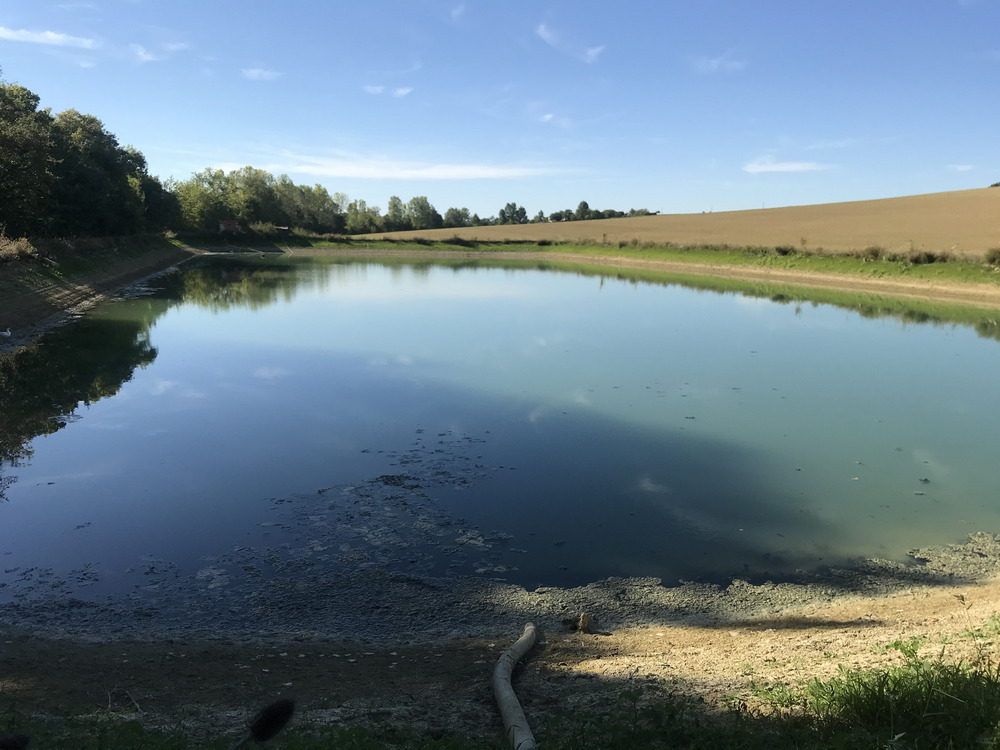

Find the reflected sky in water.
xmin=2 ymin=258 xmax=1000 ymax=595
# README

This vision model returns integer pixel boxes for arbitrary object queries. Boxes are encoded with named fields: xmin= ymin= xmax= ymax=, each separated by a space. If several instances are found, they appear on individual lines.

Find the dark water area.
xmin=2 ymin=256 xmax=1000 ymax=603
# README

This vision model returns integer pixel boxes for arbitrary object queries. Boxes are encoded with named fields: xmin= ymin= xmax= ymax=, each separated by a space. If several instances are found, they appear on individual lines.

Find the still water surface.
xmin=2 ymin=257 xmax=999 ymax=598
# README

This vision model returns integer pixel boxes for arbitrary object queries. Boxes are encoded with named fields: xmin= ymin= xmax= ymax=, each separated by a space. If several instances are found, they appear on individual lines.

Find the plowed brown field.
xmin=372 ymin=188 xmax=1000 ymax=259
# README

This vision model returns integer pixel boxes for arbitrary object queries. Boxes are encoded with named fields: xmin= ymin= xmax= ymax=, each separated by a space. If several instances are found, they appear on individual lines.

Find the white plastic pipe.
xmin=492 ymin=622 xmax=539 ymax=750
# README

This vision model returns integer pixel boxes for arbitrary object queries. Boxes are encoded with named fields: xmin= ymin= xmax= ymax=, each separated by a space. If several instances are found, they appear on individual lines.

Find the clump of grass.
xmin=748 ymin=680 xmax=802 ymax=708
xmin=806 ymin=653 xmax=1000 ymax=747
xmin=0 ymin=236 xmax=38 ymax=264
xmin=872 ymin=636 xmax=926 ymax=658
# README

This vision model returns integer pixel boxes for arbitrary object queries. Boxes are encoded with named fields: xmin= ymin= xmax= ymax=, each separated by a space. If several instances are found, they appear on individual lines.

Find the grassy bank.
xmin=304 ymin=235 xmax=1000 ymax=286
xmin=4 ymin=232 xmax=1000 ymax=342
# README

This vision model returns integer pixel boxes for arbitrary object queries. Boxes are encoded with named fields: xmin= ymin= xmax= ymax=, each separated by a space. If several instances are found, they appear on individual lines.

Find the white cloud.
xmin=0 ymin=26 xmax=98 ymax=49
xmin=536 ymin=23 xmax=603 ymax=63
xmin=948 ymin=163 xmax=975 ymax=172
xmin=535 ymin=23 xmax=559 ymax=47
xmin=539 ymin=112 xmax=571 ymax=128
xmin=392 ymin=87 xmax=413 ymax=98
xmin=131 ymin=43 xmax=161 ymax=62
xmin=584 ymin=45 xmax=605 ymax=63
xmin=150 ymin=379 xmax=176 ymax=396
xmin=743 ymin=155 xmax=827 ymax=173
xmin=364 ymin=84 xmax=385 ymax=94
xmin=693 ymin=51 xmax=747 ymax=73
xmin=258 ymin=150 xmax=552 ymax=180
xmin=253 ymin=367 xmax=290 ymax=380
xmin=242 ymin=67 xmax=280 ymax=81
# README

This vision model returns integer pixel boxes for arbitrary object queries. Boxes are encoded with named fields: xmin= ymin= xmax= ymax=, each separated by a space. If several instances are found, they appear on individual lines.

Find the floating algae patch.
xmin=0 ymin=431 xmax=529 ymax=639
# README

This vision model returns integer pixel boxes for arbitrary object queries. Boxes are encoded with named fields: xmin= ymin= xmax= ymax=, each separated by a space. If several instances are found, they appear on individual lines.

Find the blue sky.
xmin=2 ymin=0 xmax=998 ymax=218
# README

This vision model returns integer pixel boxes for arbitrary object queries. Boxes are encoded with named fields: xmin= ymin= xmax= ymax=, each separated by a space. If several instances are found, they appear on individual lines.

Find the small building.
xmin=218 ymin=219 xmax=241 ymax=234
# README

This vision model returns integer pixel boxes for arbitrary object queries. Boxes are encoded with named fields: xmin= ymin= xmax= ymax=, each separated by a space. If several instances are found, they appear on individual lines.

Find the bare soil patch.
xmin=0 ymin=243 xmax=198 ymax=345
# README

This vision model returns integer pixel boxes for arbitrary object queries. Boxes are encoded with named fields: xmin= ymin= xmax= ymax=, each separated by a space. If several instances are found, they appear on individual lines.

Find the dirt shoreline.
xmin=5 ymin=246 xmax=1000 ymax=740
xmin=5 ymin=535 xmax=1000 ymax=741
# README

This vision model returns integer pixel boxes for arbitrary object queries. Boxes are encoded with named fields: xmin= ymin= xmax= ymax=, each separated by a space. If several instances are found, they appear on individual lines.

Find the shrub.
xmin=249 ymin=221 xmax=276 ymax=236
xmin=985 ymin=247 xmax=1000 ymax=266
xmin=859 ymin=246 xmax=883 ymax=261
xmin=0 ymin=236 xmax=38 ymax=263
xmin=443 ymin=235 xmax=477 ymax=248
xmin=774 ymin=245 xmax=796 ymax=256
xmin=908 ymin=249 xmax=949 ymax=264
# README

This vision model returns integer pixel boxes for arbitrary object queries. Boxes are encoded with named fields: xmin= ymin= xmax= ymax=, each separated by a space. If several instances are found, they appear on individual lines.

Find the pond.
xmin=2 ymin=255 xmax=1000 ymax=604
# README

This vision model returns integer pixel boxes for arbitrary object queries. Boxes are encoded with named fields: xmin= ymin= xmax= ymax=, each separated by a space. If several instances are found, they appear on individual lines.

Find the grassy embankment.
xmin=4 ymin=229 xmax=1000 ymax=344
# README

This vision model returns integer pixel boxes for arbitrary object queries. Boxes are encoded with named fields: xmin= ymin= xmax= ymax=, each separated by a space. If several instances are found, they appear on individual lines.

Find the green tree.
xmin=0 ymin=80 xmax=56 ymax=236
xmin=443 ymin=207 xmax=471 ymax=228
xmin=140 ymin=174 xmax=181 ymax=230
xmin=383 ymin=195 xmax=411 ymax=232
xmin=574 ymin=200 xmax=592 ymax=221
xmin=50 ymin=109 xmax=147 ymax=235
xmin=225 ymin=166 xmax=282 ymax=225
xmin=273 ymin=176 xmax=344 ymax=233
xmin=498 ymin=202 xmax=528 ymax=225
xmin=173 ymin=168 xmax=230 ymax=231
xmin=345 ymin=199 xmax=381 ymax=234
xmin=407 ymin=196 xmax=442 ymax=230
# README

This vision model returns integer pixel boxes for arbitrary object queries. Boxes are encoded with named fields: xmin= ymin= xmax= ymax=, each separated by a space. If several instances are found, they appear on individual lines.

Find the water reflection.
xmin=0 ymin=316 xmax=158 ymax=499
xmin=1 ymin=256 xmax=1000 ymax=596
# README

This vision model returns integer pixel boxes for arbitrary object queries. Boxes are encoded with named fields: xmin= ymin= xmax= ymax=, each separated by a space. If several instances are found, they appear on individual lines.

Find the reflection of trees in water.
xmin=0 ymin=257 xmax=310 ymax=501
xmin=0 ymin=318 xmax=158 ymax=499
xmin=161 ymin=259 xmax=304 ymax=312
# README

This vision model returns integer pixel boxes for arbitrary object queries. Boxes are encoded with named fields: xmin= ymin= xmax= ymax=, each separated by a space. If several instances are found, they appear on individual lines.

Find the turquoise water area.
xmin=2 ymin=257 xmax=998 ymax=598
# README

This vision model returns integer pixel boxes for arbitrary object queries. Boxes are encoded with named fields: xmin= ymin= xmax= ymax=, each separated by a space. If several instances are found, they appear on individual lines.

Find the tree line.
xmin=0 ymin=76 xmax=656 ymax=240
